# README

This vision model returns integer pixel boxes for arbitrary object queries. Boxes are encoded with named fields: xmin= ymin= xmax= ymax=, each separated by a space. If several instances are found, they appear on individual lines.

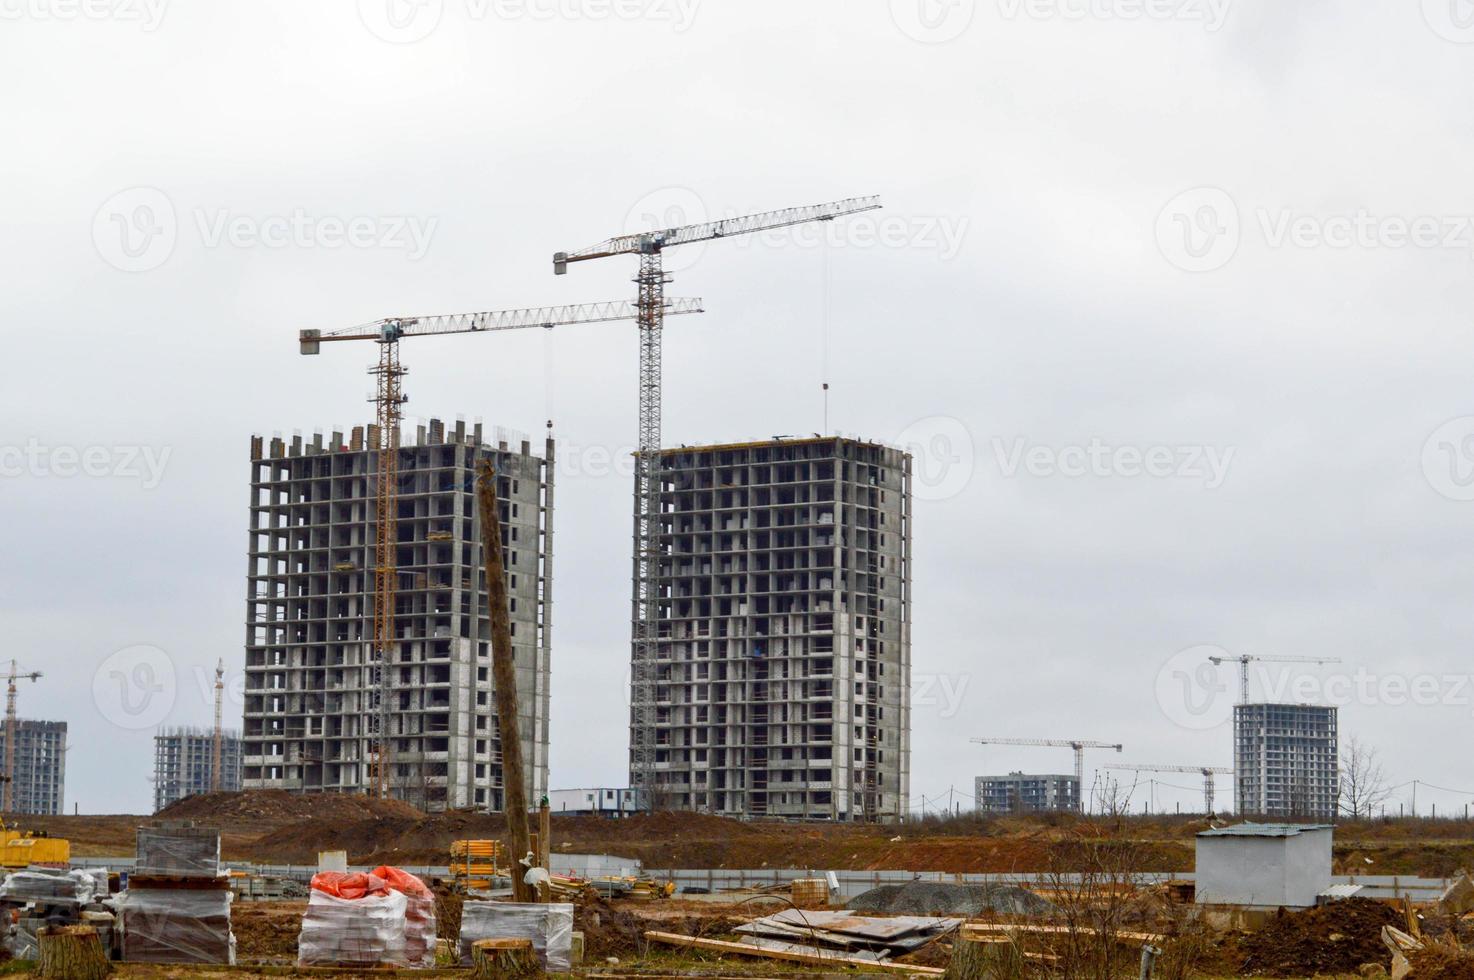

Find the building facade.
xmin=0 ymin=720 xmax=67 ymax=815
xmin=153 ymin=726 xmax=243 ymax=812
xmin=639 ymin=436 xmax=912 ymax=822
xmin=1234 ymin=703 xmax=1338 ymax=819
xmin=243 ymin=419 xmax=553 ymax=812
xmin=975 ymin=772 xmax=1079 ymax=814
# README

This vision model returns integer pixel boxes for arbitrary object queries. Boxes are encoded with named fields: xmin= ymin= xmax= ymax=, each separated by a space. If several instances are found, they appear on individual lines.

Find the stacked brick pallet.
xmin=120 ymin=824 xmax=235 ymax=965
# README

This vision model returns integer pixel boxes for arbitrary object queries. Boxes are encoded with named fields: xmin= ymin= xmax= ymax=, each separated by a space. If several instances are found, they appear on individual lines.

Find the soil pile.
xmin=232 ymin=902 xmax=305 ymax=962
xmin=851 ymin=881 xmax=1054 ymax=917
xmin=157 ymin=790 xmax=421 ymax=825
xmin=1410 ymin=946 xmax=1474 ymax=979
xmin=1236 ymin=898 xmax=1401 ymax=976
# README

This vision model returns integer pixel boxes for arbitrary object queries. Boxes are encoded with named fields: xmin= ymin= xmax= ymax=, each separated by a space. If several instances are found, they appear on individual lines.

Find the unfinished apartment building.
xmin=1234 ymin=703 xmax=1338 ymax=819
xmin=975 ymin=773 xmax=1080 ymax=814
xmin=152 ymin=727 xmax=243 ymax=812
xmin=643 ymin=436 xmax=912 ymax=822
xmin=244 ymin=418 xmax=552 ymax=812
xmin=0 ymin=720 xmax=67 ymax=815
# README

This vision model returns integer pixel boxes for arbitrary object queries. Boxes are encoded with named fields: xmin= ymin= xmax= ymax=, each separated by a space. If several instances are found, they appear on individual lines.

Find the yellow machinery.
xmin=449 ymin=839 xmax=506 ymax=892
xmin=0 ymin=824 xmax=69 ymax=869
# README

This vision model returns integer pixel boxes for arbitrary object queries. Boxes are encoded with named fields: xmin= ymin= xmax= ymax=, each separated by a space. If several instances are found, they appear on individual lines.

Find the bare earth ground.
xmin=22 ymin=791 xmax=1474 ymax=876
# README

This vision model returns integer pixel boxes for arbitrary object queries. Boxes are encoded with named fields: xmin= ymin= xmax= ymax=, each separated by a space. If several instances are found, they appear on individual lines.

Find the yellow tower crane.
xmin=300 ymin=298 xmax=705 ymax=799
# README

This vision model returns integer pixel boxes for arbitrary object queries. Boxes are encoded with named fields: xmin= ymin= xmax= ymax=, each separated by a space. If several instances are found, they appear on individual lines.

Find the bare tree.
xmin=1339 ymin=736 xmax=1392 ymax=820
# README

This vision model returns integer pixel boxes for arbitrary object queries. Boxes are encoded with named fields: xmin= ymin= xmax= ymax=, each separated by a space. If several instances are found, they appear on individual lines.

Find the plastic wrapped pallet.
xmin=6 ymin=915 xmax=42 ymax=960
xmin=120 ymin=887 xmax=235 ymax=964
xmin=135 ymin=826 xmax=220 ymax=877
xmin=372 ymin=866 xmax=437 ymax=969
xmin=0 ymin=868 xmax=100 ymax=907
xmin=297 ymin=887 xmax=408 ymax=967
xmin=458 ymin=901 xmax=574 ymax=972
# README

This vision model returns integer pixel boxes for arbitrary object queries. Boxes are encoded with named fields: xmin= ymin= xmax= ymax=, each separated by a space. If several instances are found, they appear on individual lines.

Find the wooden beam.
xmin=962 ymin=924 xmax=1165 ymax=944
xmin=642 ymin=931 xmax=944 ymax=975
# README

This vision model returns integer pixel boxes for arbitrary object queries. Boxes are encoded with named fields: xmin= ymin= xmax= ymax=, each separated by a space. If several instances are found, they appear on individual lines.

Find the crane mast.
xmin=555 ymin=196 xmax=882 ymax=812
xmin=211 ymin=659 xmax=225 ymax=794
xmin=2 ymin=661 xmax=41 ymax=814
xmin=302 ymin=298 xmax=704 ymax=801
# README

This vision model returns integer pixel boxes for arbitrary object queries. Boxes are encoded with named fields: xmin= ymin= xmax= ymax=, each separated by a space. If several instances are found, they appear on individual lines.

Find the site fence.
xmin=67 ymin=857 xmax=1449 ymax=902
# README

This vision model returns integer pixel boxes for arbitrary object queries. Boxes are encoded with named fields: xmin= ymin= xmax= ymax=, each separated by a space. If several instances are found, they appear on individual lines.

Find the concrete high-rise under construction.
xmin=153 ymin=727 xmax=243 ymax=812
xmin=637 ymin=436 xmax=912 ymax=822
xmin=0 ymin=720 xmax=67 ymax=816
xmin=243 ymin=418 xmax=552 ymax=812
xmin=1234 ymin=703 xmax=1338 ymax=819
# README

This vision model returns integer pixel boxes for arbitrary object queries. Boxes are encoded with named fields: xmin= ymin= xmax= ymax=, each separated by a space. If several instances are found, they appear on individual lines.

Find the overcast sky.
xmin=5 ymin=0 xmax=1474 ymax=817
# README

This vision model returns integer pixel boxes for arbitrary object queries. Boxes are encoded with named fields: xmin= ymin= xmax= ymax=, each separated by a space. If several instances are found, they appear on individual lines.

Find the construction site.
xmin=7 ymin=199 xmax=1462 ymax=979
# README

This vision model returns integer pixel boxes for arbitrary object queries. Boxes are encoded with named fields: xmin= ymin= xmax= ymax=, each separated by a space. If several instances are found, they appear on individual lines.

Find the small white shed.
xmin=1194 ymin=822 xmax=1333 ymax=909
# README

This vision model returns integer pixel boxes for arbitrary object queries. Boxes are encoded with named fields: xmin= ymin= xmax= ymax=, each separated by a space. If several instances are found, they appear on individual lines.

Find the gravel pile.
xmin=850 ymin=881 xmax=1054 ymax=917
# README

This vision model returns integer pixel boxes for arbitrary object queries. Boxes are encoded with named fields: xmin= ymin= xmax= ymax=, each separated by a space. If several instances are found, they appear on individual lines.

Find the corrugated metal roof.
xmin=1197 ymin=822 xmax=1334 ymax=838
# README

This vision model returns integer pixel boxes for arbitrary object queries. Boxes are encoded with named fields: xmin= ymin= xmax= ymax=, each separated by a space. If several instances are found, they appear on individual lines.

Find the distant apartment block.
xmin=1234 ymin=703 xmax=1338 ymax=819
xmin=642 ymin=436 xmax=912 ymax=822
xmin=153 ymin=726 xmax=243 ymax=812
xmin=0 ymin=720 xmax=66 ymax=816
xmin=975 ymin=772 xmax=1080 ymax=814
xmin=243 ymin=419 xmax=552 ymax=812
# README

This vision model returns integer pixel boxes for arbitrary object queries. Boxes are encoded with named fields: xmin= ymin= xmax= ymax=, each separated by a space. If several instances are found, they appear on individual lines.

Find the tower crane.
xmin=970 ymin=737 xmax=1123 ymax=813
xmin=211 ymin=659 xmax=225 ymax=793
xmin=301 ymin=299 xmax=704 ymax=799
xmin=3 ymin=661 xmax=41 ymax=813
xmin=1206 ymin=654 xmax=1342 ymax=704
xmin=1103 ymin=763 xmax=1232 ymax=814
xmin=554 ymin=196 xmax=882 ymax=808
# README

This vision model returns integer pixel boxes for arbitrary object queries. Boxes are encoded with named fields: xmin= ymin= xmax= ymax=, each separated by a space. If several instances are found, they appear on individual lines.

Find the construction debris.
xmin=851 ymin=880 xmax=1055 ymax=917
xmin=644 ymin=929 xmax=945 ymax=975
xmin=734 ymin=907 xmax=962 ymax=960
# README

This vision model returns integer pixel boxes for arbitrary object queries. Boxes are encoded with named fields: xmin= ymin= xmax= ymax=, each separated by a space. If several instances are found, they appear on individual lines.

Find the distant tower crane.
xmin=3 ymin=661 xmax=41 ymax=813
xmin=1103 ymin=763 xmax=1233 ymax=814
xmin=1207 ymin=653 xmax=1342 ymax=704
xmin=970 ymin=737 xmax=1123 ymax=813
xmin=554 ymin=196 xmax=882 ymax=807
xmin=211 ymin=659 xmax=225 ymax=793
xmin=300 ymin=299 xmax=704 ymax=799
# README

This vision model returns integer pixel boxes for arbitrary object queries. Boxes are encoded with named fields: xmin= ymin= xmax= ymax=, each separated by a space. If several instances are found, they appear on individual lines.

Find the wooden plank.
xmin=643 ymin=931 xmax=944 ymax=975
xmin=961 ymin=923 xmax=1165 ymax=944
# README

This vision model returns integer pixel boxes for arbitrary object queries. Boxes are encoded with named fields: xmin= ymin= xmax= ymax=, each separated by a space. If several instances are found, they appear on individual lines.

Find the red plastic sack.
xmin=310 ymin=871 xmax=389 ymax=899
xmin=371 ymin=866 xmax=432 ymax=898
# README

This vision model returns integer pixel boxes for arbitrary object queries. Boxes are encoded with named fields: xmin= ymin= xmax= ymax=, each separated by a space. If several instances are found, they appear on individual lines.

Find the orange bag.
xmin=371 ymin=866 xmax=431 ymax=898
xmin=309 ymin=871 xmax=389 ymax=899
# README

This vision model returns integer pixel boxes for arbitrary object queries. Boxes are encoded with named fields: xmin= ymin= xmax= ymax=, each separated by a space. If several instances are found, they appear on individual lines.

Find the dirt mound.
xmin=232 ymin=901 xmax=305 ymax=963
xmin=1236 ymin=898 xmax=1401 ymax=976
xmin=851 ymin=880 xmax=1054 ymax=917
xmin=157 ymin=790 xmax=422 ymax=825
xmin=1411 ymin=946 xmax=1474 ymax=979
